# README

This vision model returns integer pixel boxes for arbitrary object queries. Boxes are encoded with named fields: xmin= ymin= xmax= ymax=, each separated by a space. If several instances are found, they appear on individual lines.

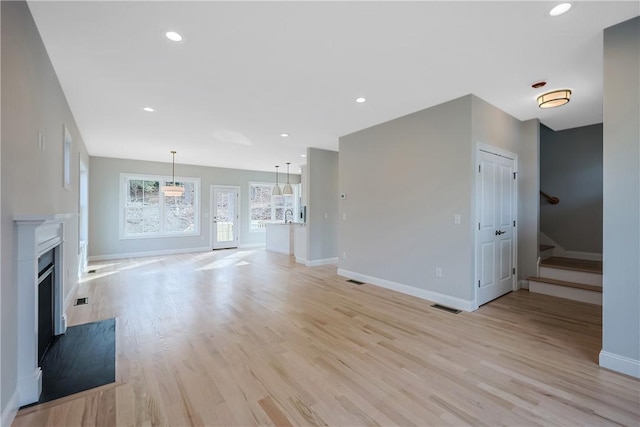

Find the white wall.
xmin=338 ymin=95 xmax=539 ymax=310
xmin=601 ymin=16 xmax=640 ymax=378
xmin=306 ymin=148 xmax=339 ymax=262
xmin=1 ymin=1 xmax=89 ymax=420
xmin=89 ymin=156 xmax=300 ymax=258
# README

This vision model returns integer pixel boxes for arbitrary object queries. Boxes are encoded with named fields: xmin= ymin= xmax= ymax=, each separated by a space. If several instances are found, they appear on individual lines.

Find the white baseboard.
xmin=518 ymin=279 xmax=529 ymax=290
xmin=306 ymin=257 xmax=338 ymax=267
xmin=88 ymin=246 xmax=210 ymax=262
xmin=564 ymin=251 xmax=602 ymax=261
xmin=599 ymin=350 xmax=640 ymax=378
xmin=337 ymin=269 xmax=475 ymax=312
xmin=238 ymin=243 xmax=265 ymax=249
xmin=1 ymin=388 xmax=19 ymax=427
xmin=64 ymin=279 xmax=79 ymax=312
xmin=295 ymin=257 xmax=308 ymax=265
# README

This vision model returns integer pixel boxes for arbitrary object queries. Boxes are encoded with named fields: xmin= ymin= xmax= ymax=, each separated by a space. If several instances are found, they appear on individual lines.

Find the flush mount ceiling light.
xmin=300 ymin=154 xmax=306 ymax=158
xmin=282 ymin=162 xmax=293 ymax=195
xmin=550 ymin=3 xmax=572 ymax=16
xmin=272 ymin=165 xmax=282 ymax=196
xmin=280 ymin=133 xmax=289 ymax=137
xmin=143 ymin=107 xmax=155 ymax=112
xmin=161 ymin=151 xmax=185 ymax=196
xmin=165 ymin=31 xmax=183 ymax=42
xmin=355 ymin=97 xmax=366 ymax=103
xmin=537 ymin=89 xmax=572 ymax=109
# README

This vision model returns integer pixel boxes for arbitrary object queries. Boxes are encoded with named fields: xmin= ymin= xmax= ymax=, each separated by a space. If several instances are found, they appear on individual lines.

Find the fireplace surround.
xmin=14 ymin=214 xmax=73 ymax=406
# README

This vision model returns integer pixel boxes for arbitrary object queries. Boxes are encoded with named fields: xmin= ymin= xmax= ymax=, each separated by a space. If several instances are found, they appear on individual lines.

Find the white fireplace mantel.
xmin=15 ymin=213 xmax=74 ymax=406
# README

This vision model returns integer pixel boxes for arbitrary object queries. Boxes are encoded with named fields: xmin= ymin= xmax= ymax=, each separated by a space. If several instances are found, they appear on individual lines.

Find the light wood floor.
xmin=14 ymin=249 xmax=640 ymax=426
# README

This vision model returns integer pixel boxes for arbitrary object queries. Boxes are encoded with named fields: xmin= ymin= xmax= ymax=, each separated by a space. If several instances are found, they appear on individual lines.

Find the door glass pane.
xmin=216 ymin=191 xmax=234 ymax=242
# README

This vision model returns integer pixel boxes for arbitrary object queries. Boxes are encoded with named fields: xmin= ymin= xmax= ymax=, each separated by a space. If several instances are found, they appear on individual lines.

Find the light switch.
xmin=454 ymin=214 xmax=461 ymax=225
xmin=324 ymin=213 xmax=328 ymax=219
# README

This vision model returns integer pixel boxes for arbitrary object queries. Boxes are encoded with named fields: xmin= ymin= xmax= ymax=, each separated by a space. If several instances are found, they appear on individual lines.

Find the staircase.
xmin=528 ymin=256 xmax=602 ymax=305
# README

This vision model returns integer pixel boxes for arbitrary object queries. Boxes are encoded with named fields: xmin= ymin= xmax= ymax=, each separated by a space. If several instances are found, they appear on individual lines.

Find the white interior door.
xmin=477 ymin=149 xmax=516 ymax=306
xmin=211 ymin=186 xmax=239 ymax=250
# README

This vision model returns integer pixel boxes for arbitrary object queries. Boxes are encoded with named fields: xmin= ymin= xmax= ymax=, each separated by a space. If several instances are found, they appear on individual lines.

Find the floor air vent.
xmin=431 ymin=304 xmax=461 ymax=314
xmin=87 ymin=269 xmax=97 ymax=274
xmin=346 ymin=279 xmax=365 ymax=285
xmin=74 ymin=297 xmax=89 ymax=306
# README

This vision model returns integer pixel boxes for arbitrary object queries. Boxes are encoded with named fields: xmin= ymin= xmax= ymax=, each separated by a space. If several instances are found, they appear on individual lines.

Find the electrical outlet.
xmin=324 ymin=213 xmax=328 ymax=219
xmin=342 ymin=251 xmax=347 ymax=259
xmin=435 ymin=267 xmax=442 ymax=278
xmin=454 ymin=214 xmax=461 ymax=224
xmin=343 ymin=213 xmax=347 ymax=221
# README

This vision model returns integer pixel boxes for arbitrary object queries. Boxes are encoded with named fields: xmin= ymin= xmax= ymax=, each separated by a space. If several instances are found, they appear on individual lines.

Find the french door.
xmin=476 ymin=148 xmax=517 ymax=306
xmin=210 ymin=186 xmax=239 ymax=250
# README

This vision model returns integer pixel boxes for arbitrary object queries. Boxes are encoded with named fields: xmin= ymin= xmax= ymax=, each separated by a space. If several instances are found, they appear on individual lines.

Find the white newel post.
xmin=14 ymin=214 xmax=72 ymax=406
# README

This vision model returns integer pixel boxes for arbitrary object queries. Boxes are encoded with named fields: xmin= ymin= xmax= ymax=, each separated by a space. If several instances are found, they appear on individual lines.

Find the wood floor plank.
xmin=13 ymin=249 xmax=640 ymax=426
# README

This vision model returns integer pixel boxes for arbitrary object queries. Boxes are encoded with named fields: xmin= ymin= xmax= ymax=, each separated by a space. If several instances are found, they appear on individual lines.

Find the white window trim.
xmin=119 ymin=173 xmax=201 ymax=240
xmin=249 ymin=181 xmax=299 ymax=233
xmin=249 ymin=181 xmax=275 ymax=233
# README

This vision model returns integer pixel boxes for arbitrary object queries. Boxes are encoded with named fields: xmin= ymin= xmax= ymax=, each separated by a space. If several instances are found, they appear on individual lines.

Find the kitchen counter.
xmin=265 ymin=222 xmax=305 ymax=255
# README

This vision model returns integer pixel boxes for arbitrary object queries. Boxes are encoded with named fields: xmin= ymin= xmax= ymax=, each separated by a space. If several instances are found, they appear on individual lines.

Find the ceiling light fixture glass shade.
xmin=537 ymin=89 xmax=572 ymax=109
xmin=282 ymin=162 xmax=293 ymax=195
xmin=272 ymin=165 xmax=282 ymax=196
xmin=161 ymin=150 xmax=185 ymax=196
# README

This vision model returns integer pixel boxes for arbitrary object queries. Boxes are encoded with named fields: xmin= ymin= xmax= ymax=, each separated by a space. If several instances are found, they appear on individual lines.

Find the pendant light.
xmin=282 ymin=162 xmax=293 ymax=195
xmin=272 ymin=165 xmax=282 ymax=196
xmin=161 ymin=150 xmax=185 ymax=197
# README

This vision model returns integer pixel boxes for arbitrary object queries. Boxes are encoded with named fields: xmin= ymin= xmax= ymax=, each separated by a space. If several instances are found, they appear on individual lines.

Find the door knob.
xmin=495 ymin=230 xmax=505 ymax=236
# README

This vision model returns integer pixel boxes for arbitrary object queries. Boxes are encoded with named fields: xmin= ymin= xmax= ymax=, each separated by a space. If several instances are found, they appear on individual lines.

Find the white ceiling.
xmin=28 ymin=1 xmax=639 ymax=173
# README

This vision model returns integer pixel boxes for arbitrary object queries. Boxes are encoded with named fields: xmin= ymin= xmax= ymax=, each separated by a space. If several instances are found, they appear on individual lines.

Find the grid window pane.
xmin=123 ymin=176 xmax=199 ymax=237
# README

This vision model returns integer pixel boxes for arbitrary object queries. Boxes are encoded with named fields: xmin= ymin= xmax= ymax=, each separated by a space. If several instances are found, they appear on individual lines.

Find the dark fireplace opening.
xmin=38 ymin=248 xmax=55 ymax=364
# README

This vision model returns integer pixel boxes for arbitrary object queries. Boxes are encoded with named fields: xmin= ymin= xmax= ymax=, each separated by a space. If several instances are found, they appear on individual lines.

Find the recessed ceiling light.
xmin=165 ymin=31 xmax=183 ymax=42
xmin=281 ymin=133 xmax=289 ymax=137
xmin=143 ymin=107 xmax=155 ymax=112
xmin=356 ymin=97 xmax=366 ymax=103
xmin=549 ymin=3 xmax=571 ymax=16
xmin=300 ymin=154 xmax=306 ymax=158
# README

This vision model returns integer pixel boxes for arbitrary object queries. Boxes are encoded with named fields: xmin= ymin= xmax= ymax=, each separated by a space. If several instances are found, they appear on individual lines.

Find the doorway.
xmin=210 ymin=185 xmax=239 ymax=250
xmin=476 ymin=145 xmax=518 ymax=306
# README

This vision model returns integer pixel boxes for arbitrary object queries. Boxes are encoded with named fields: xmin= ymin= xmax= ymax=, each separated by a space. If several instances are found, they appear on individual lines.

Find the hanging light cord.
xmin=171 ymin=151 xmax=176 ymax=186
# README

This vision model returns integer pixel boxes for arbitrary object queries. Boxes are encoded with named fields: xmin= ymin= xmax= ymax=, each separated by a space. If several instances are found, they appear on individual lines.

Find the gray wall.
xmin=540 ymin=124 xmax=603 ymax=253
xmin=89 ymin=156 xmax=300 ymax=258
xmin=306 ymin=148 xmax=339 ymax=261
xmin=340 ymin=96 xmax=473 ymax=301
xmin=517 ymin=119 xmax=541 ymax=281
xmin=471 ymin=97 xmax=540 ymax=283
xmin=1 ymin=0 xmax=89 ymax=415
xmin=339 ymin=95 xmax=538 ymax=307
xmin=601 ymin=16 xmax=639 ymax=376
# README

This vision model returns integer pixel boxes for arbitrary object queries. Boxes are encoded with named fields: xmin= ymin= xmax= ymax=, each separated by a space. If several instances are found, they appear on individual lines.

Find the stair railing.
xmin=540 ymin=190 xmax=560 ymax=205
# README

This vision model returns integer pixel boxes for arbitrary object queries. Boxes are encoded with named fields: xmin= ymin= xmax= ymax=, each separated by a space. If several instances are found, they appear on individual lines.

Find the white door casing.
xmin=210 ymin=186 xmax=239 ymax=250
xmin=476 ymin=146 xmax=517 ymax=306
